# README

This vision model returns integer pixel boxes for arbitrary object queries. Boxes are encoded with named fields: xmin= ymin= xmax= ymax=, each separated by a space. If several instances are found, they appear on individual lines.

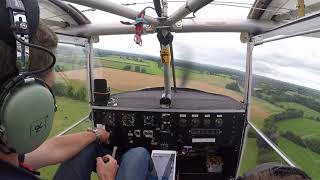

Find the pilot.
xmin=0 ymin=0 xmax=154 ymax=180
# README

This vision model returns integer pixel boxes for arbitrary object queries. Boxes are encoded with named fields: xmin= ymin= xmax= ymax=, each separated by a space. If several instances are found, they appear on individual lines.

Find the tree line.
xmin=252 ymin=109 xmax=304 ymax=164
xmin=123 ymin=65 xmax=147 ymax=73
xmin=225 ymin=82 xmax=241 ymax=92
xmin=282 ymin=131 xmax=320 ymax=155
xmin=52 ymin=80 xmax=87 ymax=102
xmin=255 ymin=88 xmax=320 ymax=114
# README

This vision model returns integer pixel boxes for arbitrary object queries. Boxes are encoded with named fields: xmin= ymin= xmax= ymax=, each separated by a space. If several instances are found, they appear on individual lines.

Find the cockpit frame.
xmin=48 ymin=0 xmax=320 ymax=176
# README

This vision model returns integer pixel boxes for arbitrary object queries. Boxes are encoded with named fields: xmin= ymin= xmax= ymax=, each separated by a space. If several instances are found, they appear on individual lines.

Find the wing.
xmin=248 ymin=0 xmax=320 ymax=22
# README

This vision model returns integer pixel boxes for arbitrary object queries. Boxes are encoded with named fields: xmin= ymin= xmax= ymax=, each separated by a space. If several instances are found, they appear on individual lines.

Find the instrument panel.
xmin=95 ymin=110 xmax=245 ymax=150
xmin=92 ymin=88 xmax=247 ymax=180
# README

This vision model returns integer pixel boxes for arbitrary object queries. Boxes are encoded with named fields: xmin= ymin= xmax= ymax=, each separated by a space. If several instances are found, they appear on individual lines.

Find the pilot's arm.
xmin=24 ymin=128 xmax=109 ymax=170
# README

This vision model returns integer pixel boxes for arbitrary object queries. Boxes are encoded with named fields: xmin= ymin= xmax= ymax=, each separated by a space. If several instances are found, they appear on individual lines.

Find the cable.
xmin=170 ymin=42 xmax=177 ymax=92
xmin=271 ymin=0 xmax=291 ymax=17
xmin=122 ymin=0 xmax=293 ymax=12
xmin=43 ymin=8 xmax=96 ymax=20
xmin=143 ymin=6 xmax=156 ymax=11
xmin=13 ymin=32 xmax=56 ymax=76
xmin=210 ymin=2 xmax=285 ymax=13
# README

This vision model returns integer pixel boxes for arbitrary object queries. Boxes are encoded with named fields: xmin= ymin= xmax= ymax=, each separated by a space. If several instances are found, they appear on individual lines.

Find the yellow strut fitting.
xmin=160 ymin=47 xmax=171 ymax=64
xmin=297 ymin=0 xmax=305 ymax=18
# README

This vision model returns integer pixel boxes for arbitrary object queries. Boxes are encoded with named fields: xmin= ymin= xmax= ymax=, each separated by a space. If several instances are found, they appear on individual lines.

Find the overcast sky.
xmin=73 ymin=0 xmax=320 ymax=91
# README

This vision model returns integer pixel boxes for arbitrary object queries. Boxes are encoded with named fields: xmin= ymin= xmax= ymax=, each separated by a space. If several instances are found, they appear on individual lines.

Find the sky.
xmin=72 ymin=0 xmax=320 ymax=91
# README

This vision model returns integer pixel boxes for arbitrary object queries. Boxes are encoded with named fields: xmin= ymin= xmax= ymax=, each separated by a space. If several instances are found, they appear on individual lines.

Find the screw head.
xmin=20 ymin=22 xmax=28 ymax=29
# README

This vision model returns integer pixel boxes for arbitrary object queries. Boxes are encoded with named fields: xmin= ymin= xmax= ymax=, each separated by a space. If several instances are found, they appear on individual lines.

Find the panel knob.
xmin=215 ymin=118 xmax=223 ymax=127
xmin=179 ymin=118 xmax=187 ymax=128
xmin=191 ymin=118 xmax=200 ymax=127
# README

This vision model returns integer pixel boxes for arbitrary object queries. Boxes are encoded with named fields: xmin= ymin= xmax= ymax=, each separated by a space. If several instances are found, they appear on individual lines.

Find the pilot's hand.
xmin=96 ymin=128 xmax=110 ymax=144
xmin=96 ymin=155 xmax=118 ymax=180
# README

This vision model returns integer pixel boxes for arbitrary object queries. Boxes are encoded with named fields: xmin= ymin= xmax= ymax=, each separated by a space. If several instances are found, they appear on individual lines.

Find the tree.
xmin=141 ymin=68 xmax=146 ymax=73
xmin=134 ymin=66 xmax=140 ymax=72
xmin=281 ymin=131 xmax=306 ymax=148
xmin=52 ymin=82 xmax=67 ymax=96
xmin=225 ymin=82 xmax=241 ymax=92
xmin=74 ymin=86 xmax=87 ymax=101
xmin=66 ymin=85 xmax=75 ymax=98
xmin=123 ymin=65 xmax=131 ymax=71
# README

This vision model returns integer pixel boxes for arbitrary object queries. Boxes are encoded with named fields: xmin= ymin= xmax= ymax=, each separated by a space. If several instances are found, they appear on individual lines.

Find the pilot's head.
xmin=0 ymin=22 xmax=58 ymax=86
xmin=0 ymin=0 xmax=58 ymax=155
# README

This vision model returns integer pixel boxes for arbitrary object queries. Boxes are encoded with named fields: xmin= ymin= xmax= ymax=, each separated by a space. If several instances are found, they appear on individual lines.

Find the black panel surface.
xmin=109 ymin=88 xmax=245 ymax=110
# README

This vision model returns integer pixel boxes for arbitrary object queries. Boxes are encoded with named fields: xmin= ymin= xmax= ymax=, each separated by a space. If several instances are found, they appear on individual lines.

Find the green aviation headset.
xmin=0 ymin=0 xmax=56 ymax=154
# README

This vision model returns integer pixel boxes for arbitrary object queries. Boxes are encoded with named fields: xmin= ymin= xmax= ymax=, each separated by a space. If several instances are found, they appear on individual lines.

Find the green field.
xmin=250 ymin=97 xmax=283 ymax=129
xmin=273 ymin=102 xmax=320 ymax=178
xmin=276 ymin=118 xmax=320 ymax=139
xmin=49 ymin=97 xmax=89 ymax=137
xmin=96 ymin=55 xmax=234 ymax=88
xmin=96 ymin=56 xmax=163 ymax=75
xmin=279 ymin=137 xmax=320 ymax=178
xmin=275 ymin=102 xmax=320 ymax=139
xmin=278 ymin=102 xmax=320 ymax=118
xmin=238 ymin=138 xmax=258 ymax=175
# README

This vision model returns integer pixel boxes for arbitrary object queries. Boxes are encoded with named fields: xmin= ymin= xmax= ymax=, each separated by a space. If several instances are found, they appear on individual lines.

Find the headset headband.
xmin=1 ymin=0 xmax=56 ymax=77
xmin=0 ymin=0 xmax=39 ymax=47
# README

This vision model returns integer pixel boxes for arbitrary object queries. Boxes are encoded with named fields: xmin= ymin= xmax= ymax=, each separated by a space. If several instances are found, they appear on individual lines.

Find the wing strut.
xmin=158 ymin=0 xmax=172 ymax=108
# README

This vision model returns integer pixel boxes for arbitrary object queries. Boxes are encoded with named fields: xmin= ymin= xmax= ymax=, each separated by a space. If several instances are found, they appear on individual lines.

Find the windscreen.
xmin=50 ymin=41 xmax=90 ymax=137
xmin=242 ymin=36 xmax=320 ymax=179
xmin=93 ymin=33 xmax=246 ymax=102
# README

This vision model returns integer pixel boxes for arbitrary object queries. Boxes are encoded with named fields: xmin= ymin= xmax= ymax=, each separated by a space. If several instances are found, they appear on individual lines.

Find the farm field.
xmin=276 ymin=119 xmax=320 ymax=139
xmin=96 ymin=56 xmax=233 ymax=87
xmin=63 ymin=67 xmax=243 ymax=101
xmin=49 ymin=97 xmax=89 ymax=137
xmin=238 ymin=138 xmax=258 ymax=175
xmin=278 ymin=137 xmax=320 ymax=178
xmin=250 ymin=97 xmax=283 ymax=129
xmin=275 ymin=102 xmax=320 ymax=139
xmin=278 ymin=102 xmax=320 ymax=118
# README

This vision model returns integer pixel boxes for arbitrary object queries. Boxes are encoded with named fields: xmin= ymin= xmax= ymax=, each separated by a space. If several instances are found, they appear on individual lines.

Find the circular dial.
xmin=191 ymin=118 xmax=200 ymax=127
xmin=179 ymin=118 xmax=187 ymax=128
xmin=215 ymin=118 xmax=223 ymax=127
xmin=121 ymin=113 xmax=135 ymax=127
xmin=203 ymin=118 xmax=211 ymax=127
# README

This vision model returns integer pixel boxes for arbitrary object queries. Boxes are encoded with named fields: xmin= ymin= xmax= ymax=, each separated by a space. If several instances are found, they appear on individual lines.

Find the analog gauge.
xmin=203 ymin=118 xmax=211 ymax=127
xmin=121 ymin=113 xmax=135 ymax=127
xmin=179 ymin=118 xmax=187 ymax=128
xmin=215 ymin=118 xmax=223 ymax=127
xmin=191 ymin=118 xmax=200 ymax=127
xmin=143 ymin=115 xmax=155 ymax=126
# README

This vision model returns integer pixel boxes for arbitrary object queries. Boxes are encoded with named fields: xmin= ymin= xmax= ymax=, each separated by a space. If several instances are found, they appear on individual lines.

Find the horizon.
xmin=91 ymin=47 xmax=320 ymax=93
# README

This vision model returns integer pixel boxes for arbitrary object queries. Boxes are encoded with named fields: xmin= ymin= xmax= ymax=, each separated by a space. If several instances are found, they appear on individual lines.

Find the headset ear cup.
xmin=0 ymin=77 xmax=56 ymax=154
